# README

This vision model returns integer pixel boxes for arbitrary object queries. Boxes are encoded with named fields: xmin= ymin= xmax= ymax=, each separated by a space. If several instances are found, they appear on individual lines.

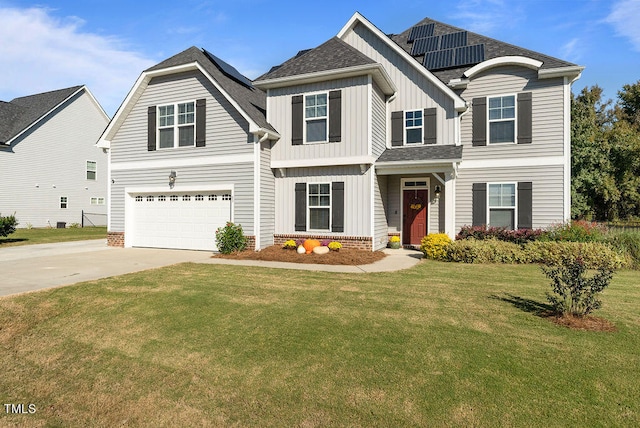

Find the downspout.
xmin=253 ymin=132 xmax=271 ymax=252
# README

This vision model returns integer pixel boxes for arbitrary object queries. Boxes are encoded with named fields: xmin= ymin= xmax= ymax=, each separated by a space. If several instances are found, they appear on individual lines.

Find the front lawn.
xmin=0 ymin=262 xmax=638 ymax=426
xmin=0 ymin=226 xmax=106 ymax=247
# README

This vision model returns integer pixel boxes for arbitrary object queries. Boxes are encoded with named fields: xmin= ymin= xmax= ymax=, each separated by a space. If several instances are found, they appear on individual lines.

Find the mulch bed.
xmin=543 ymin=313 xmax=617 ymax=332
xmin=213 ymin=245 xmax=387 ymax=265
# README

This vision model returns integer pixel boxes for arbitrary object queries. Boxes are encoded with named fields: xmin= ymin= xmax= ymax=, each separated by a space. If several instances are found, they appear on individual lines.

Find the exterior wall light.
xmin=169 ymin=170 xmax=177 ymax=188
xmin=434 ymin=185 xmax=441 ymax=200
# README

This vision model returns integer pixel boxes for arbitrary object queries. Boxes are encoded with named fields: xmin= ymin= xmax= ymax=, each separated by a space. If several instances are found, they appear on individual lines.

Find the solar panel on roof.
xmin=440 ymin=31 xmax=468 ymax=49
xmin=454 ymin=44 xmax=485 ymax=67
xmin=423 ymin=49 xmax=454 ymax=70
xmin=410 ymin=36 xmax=440 ymax=56
xmin=408 ymin=23 xmax=435 ymax=42
xmin=202 ymin=49 xmax=253 ymax=88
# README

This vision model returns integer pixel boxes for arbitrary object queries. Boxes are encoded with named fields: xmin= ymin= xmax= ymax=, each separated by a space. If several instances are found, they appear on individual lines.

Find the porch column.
xmin=444 ymin=170 xmax=456 ymax=239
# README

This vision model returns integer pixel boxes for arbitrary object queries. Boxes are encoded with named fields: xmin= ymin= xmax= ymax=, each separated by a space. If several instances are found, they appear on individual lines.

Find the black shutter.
xmin=329 ymin=90 xmax=341 ymax=142
xmin=147 ymin=106 xmax=156 ymax=151
xmin=331 ymin=182 xmax=344 ymax=233
xmin=423 ymin=107 xmax=437 ymax=144
xmin=195 ymin=98 xmax=206 ymax=147
xmin=517 ymin=92 xmax=532 ymax=144
xmin=292 ymin=95 xmax=303 ymax=146
xmin=472 ymin=97 xmax=486 ymax=146
xmin=472 ymin=183 xmax=487 ymax=226
xmin=295 ymin=182 xmax=307 ymax=231
xmin=391 ymin=111 xmax=403 ymax=146
xmin=517 ymin=181 xmax=533 ymax=229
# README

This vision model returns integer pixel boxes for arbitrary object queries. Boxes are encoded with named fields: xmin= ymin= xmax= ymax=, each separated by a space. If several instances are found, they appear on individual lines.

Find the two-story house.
xmin=1 ymin=86 xmax=109 ymax=228
xmin=99 ymin=12 xmax=583 ymax=252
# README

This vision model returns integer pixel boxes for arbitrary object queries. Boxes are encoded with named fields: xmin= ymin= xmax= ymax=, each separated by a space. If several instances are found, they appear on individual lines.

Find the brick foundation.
xmin=274 ymin=234 xmax=373 ymax=251
xmin=244 ymin=235 xmax=256 ymax=251
xmin=107 ymin=231 xmax=124 ymax=247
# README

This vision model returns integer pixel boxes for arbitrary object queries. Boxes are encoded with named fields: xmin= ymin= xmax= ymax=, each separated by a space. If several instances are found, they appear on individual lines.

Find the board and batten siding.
xmin=0 ymin=89 xmax=108 ymax=228
xmin=342 ymin=23 xmax=457 ymax=145
xmin=460 ymin=66 xmax=566 ymax=160
xmin=275 ymin=166 xmax=371 ymax=237
xmin=371 ymin=81 xmax=387 ymax=158
xmin=268 ymin=77 xmax=369 ymax=162
xmin=110 ymin=70 xmax=253 ymax=164
xmin=109 ymin=163 xmax=255 ymax=233
xmin=259 ymin=140 xmax=275 ymax=247
xmin=455 ymin=165 xmax=565 ymax=231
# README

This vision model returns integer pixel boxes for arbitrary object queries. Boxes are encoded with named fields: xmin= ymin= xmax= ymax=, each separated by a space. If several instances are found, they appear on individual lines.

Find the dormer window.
xmin=158 ymin=102 xmax=195 ymax=148
xmin=305 ymin=93 xmax=328 ymax=143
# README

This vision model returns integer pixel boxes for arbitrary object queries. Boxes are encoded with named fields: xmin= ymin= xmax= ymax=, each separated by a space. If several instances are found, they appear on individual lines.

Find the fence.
xmin=81 ymin=210 xmax=107 ymax=227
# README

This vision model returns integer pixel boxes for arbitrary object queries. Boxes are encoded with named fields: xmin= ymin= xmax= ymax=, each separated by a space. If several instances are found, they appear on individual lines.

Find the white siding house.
xmin=0 ymin=86 xmax=109 ymax=228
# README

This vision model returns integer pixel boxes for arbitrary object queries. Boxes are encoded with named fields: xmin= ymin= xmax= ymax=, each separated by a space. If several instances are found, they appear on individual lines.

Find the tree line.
xmin=571 ymin=81 xmax=640 ymax=221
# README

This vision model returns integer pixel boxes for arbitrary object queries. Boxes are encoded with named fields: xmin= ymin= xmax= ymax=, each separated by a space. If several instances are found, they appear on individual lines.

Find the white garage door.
xmin=130 ymin=192 xmax=231 ymax=251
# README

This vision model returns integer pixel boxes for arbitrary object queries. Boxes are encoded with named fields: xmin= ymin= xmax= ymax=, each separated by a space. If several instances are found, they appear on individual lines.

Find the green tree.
xmin=618 ymin=80 xmax=640 ymax=129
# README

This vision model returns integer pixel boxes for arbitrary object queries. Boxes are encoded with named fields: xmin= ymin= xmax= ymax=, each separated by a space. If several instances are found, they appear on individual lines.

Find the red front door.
xmin=403 ymin=189 xmax=428 ymax=245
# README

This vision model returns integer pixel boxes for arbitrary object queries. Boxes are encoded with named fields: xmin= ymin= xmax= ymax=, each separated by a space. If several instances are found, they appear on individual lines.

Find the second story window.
xmin=158 ymin=102 xmax=195 ymax=148
xmin=405 ymin=110 xmax=423 ymax=144
xmin=305 ymin=93 xmax=328 ymax=143
xmin=488 ymin=95 xmax=515 ymax=144
xmin=86 ymin=160 xmax=97 ymax=180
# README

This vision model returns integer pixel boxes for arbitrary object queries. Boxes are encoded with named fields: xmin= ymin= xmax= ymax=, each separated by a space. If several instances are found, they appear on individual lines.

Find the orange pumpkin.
xmin=303 ymin=239 xmax=321 ymax=254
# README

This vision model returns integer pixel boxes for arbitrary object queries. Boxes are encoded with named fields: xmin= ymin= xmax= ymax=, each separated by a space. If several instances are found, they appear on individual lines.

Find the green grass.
xmin=1 ymin=261 xmax=638 ymax=427
xmin=0 ymin=226 xmax=106 ymax=247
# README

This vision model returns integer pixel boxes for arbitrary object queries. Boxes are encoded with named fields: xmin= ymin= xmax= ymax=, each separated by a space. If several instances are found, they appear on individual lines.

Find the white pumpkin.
xmin=296 ymin=245 xmax=306 ymax=254
xmin=313 ymin=246 xmax=330 ymax=255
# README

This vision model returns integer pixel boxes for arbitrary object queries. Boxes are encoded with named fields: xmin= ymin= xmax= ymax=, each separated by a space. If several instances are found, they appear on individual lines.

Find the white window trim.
xmin=487 ymin=182 xmax=518 ymax=229
xmin=90 ymin=197 xmax=105 ymax=205
xmin=157 ymin=100 xmax=196 ymax=149
xmin=86 ymin=160 xmax=97 ymax=180
xmin=304 ymin=91 xmax=329 ymax=144
xmin=400 ymin=177 xmax=431 ymax=244
xmin=487 ymin=94 xmax=517 ymax=145
xmin=60 ymin=196 xmax=68 ymax=209
xmin=404 ymin=109 xmax=423 ymax=145
xmin=307 ymin=182 xmax=332 ymax=232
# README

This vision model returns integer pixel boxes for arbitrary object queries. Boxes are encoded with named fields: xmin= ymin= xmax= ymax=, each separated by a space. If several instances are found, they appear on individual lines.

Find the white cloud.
xmin=560 ymin=37 xmax=581 ymax=62
xmin=0 ymin=7 xmax=156 ymax=116
xmin=452 ymin=0 xmax=522 ymax=34
xmin=606 ymin=0 xmax=640 ymax=51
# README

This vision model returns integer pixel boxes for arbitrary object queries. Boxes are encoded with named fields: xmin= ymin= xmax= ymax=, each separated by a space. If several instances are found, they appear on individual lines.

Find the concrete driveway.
xmin=1 ymin=240 xmax=213 ymax=297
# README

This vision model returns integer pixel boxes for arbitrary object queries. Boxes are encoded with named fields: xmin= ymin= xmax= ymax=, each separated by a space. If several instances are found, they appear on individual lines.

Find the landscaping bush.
xmin=420 ymin=233 xmax=452 ymax=260
xmin=456 ymin=225 xmax=547 ymax=244
xmin=542 ymin=257 xmax=615 ymax=317
xmin=0 ymin=213 xmax=18 ymax=238
xmin=524 ymin=241 xmax=623 ymax=269
xmin=602 ymin=230 xmax=640 ymax=269
xmin=544 ymin=220 xmax=607 ymax=242
xmin=215 ymin=222 xmax=247 ymax=254
xmin=445 ymin=238 xmax=528 ymax=264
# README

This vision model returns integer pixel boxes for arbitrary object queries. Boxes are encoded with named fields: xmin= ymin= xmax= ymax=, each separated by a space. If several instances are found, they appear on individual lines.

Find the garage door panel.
xmin=130 ymin=191 xmax=231 ymax=251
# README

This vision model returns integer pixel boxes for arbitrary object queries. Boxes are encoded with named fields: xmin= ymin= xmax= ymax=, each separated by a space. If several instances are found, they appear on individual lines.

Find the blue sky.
xmin=0 ymin=0 xmax=638 ymax=116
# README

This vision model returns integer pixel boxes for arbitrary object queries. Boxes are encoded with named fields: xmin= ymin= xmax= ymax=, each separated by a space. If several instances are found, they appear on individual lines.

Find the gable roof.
xmin=0 ymin=86 xmax=86 ymax=145
xmin=99 ymin=47 xmax=277 ymax=148
xmin=390 ymin=17 xmax=581 ymax=85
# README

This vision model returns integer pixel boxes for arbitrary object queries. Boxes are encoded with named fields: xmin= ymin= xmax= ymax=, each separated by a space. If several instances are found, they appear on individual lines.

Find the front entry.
xmin=403 ymin=189 xmax=428 ymax=245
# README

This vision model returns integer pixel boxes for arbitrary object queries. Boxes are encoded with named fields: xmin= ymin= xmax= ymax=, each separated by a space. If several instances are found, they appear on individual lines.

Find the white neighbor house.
xmin=0 ymin=86 xmax=110 ymax=228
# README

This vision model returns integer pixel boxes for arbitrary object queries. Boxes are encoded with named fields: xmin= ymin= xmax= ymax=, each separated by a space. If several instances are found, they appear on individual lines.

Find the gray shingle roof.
xmin=377 ymin=145 xmax=463 ymax=163
xmin=256 ymin=37 xmax=376 ymax=81
xmin=390 ymin=17 xmax=578 ymax=84
xmin=146 ymin=46 xmax=274 ymax=132
xmin=0 ymin=86 xmax=83 ymax=144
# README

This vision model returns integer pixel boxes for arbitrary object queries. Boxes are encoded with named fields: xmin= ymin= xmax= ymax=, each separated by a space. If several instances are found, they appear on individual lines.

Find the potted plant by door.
xmin=388 ymin=235 xmax=401 ymax=249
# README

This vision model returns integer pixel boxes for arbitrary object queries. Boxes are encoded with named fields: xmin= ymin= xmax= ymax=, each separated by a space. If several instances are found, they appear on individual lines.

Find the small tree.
xmin=0 ymin=213 xmax=18 ymax=238
xmin=215 ymin=222 xmax=247 ymax=254
xmin=542 ymin=257 xmax=614 ymax=317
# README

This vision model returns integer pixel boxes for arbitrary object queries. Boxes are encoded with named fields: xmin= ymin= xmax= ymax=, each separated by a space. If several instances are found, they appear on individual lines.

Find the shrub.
xmin=456 ymin=225 xmax=547 ymax=244
xmin=542 ymin=257 xmax=615 ymax=317
xmin=389 ymin=236 xmax=400 ymax=243
xmin=420 ymin=233 xmax=452 ymax=260
xmin=544 ymin=220 xmax=607 ymax=243
xmin=524 ymin=241 xmax=623 ymax=269
xmin=328 ymin=241 xmax=342 ymax=251
xmin=283 ymin=239 xmax=297 ymax=250
xmin=0 ymin=213 xmax=18 ymax=238
xmin=215 ymin=222 xmax=247 ymax=254
xmin=602 ymin=231 xmax=640 ymax=269
xmin=445 ymin=238 xmax=528 ymax=264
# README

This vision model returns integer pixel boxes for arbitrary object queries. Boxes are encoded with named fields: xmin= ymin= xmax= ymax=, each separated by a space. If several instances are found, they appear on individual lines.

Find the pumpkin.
xmin=303 ymin=239 xmax=321 ymax=254
xmin=296 ymin=245 xmax=306 ymax=254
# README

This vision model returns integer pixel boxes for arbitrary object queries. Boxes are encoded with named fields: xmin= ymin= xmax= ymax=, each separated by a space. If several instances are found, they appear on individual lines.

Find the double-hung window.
xmin=488 ymin=183 xmax=516 ymax=229
xmin=308 ymin=183 xmax=331 ymax=230
xmin=305 ymin=93 xmax=328 ymax=143
xmin=488 ymin=95 xmax=516 ymax=144
xmin=86 ymin=161 xmax=97 ymax=180
xmin=158 ymin=102 xmax=195 ymax=148
xmin=405 ymin=110 xmax=423 ymax=144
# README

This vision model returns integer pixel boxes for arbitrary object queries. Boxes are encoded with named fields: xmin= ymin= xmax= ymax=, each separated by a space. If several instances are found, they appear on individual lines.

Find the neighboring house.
xmin=0 ymin=86 xmax=110 ymax=228
xmin=99 ymin=12 xmax=583 ymax=252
